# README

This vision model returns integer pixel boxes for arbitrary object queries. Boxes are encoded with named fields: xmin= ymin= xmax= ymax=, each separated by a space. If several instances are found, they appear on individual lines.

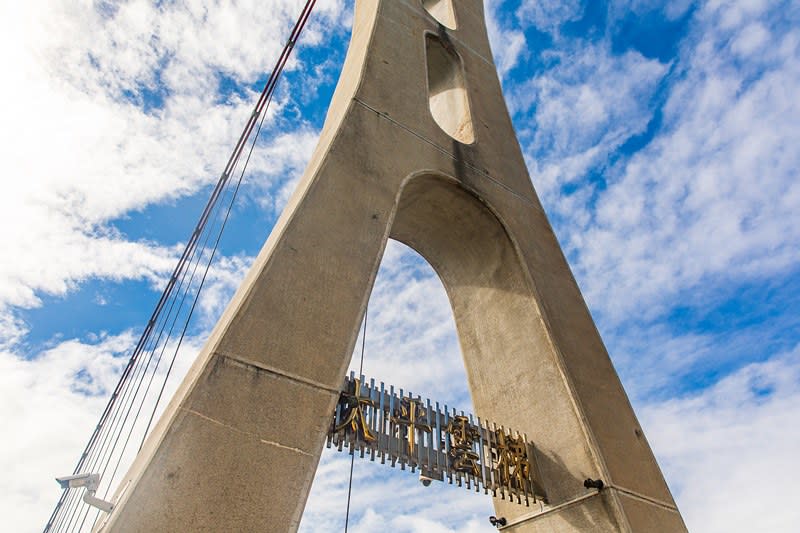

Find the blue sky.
xmin=1 ymin=0 xmax=799 ymax=531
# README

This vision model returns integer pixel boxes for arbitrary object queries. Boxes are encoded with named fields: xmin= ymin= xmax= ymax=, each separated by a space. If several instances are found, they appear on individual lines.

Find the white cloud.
xmin=195 ymin=253 xmax=253 ymax=329
xmin=609 ymin=324 xmax=718 ymax=400
xmin=0 ymin=328 xmax=202 ymax=533
xmin=642 ymin=346 xmax=800 ymax=532
xmin=43 ymin=0 xmax=346 ymax=96
xmin=571 ymin=0 xmax=800 ymax=321
xmin=730 ymin=22 xmax=770 ymax=57
xmin=0 ymin=333 xmax=130 ymax=530
xmin=513 ymin=43 xmax=668 ymax=204
xmin=249 ymin=128 xmax=323 ymax=212
xmin=517 ymin=0 xmax=584 ymax=33
xmin=346 ymin=241 xmax=472 ymax=407
xmin=0 ymin=313 xmax=27 ymax=351
xmin=609 ymin=0 xmax=693 ymax=21
xmin=485 ymin=0 xmax=528 ymax=78
xmin=302 ymin=448 xmax=493 ymax=533
xmin=0 ymin=0 xmax=343 ymax=321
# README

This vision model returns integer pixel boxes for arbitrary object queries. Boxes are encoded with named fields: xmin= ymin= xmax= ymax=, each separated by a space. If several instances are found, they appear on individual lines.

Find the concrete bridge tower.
xmin=102 ymin=1 xmax=687 ymax=531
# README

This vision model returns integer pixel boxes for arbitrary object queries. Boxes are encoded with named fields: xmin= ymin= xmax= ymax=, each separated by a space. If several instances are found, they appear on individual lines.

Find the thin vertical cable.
xmin=344 ymin=302 xmax=368 ymax=532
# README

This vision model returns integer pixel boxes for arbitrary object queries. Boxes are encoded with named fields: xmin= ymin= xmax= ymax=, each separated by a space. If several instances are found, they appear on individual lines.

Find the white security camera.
xmin=56 ymin=473 xmax=100 ymax=491
xmin=55 ymin=473 xmax=114 ymax=514
xmin=418 ymin=469 xmax=441 ymax=487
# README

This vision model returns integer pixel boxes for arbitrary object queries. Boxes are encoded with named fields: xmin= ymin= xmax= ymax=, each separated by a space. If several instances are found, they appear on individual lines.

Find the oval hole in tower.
xmin=425 ymin=34 xmax=475 ymax=144
xmin=422 ymin=0 xmax=457 ymax=30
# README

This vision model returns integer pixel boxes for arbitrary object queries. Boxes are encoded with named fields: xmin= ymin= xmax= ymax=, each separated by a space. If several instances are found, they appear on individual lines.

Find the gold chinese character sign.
xmin=447 ymin=415 xmax=480 ymax=477
xmin=327 ymin=373 xmax=547 ymax=506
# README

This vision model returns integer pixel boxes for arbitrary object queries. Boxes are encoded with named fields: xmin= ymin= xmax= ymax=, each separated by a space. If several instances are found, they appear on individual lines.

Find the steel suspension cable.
xmin=57 ymin=76 xmax=253 ymax=533
xmin=43 ymin=0 xmax=319 ymax=531
xmin=137 ymin=82 xmax=275 ymax=451
xmin=132 ymin=0 xmax=321 ymax=457
xmin=80 ymin=179 xmax=239 ymax=532
xmin=83 ymin=161 xmax=250 ymax=533
xmin=72 ymin=157 xmax=247 ymax=533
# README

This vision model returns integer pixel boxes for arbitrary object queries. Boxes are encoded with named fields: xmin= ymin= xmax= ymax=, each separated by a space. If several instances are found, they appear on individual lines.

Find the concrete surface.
xmin=99 ymin=1 xmax=687 ymax=531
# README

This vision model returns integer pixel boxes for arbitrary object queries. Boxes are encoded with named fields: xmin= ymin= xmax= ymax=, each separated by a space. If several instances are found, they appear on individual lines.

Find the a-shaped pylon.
xmin=103 ymin=1 xmax=687 ymax=531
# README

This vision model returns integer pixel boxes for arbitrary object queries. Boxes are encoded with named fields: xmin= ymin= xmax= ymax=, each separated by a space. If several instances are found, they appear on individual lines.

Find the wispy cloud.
xmin=642 ymin=345 xmax=800 ymax=531
xmin=346 ymin=242 xmax=471 ymax=406
xmin=485 ymin=0 xmax=528 ymax=78
xmin=0 ymin=328 xmax=203 ymax=530
xmin=0 ymin=332 xmax=131 ymax=526
xmin=0 ymin=0 xmax=344 ymax=322
xmin=570 ymin=0 xmax=800 ymax=322
xmin=517 ymin=0 xmax=584 ymax=33
xmin=512 ymin=42 xmax=668 ymax=205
